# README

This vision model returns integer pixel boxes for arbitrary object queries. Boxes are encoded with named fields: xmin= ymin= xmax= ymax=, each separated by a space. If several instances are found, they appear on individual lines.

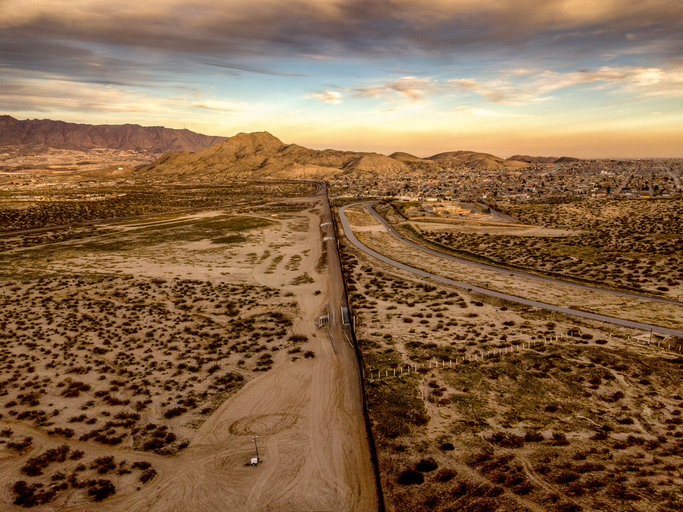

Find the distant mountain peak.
xmin=0 ymin=115 xmax=227 ymax=153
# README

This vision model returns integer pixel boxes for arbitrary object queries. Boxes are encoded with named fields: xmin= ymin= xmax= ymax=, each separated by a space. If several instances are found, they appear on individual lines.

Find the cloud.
xmin=449 ymin=66 xmax=683 ymax=104
xmin=0 ymin=71 xmax=254 ymax=115
xmin=1 ymin=0 xmax=681 ymax=63
xmin=309 ymin=89 xmax=342 ymax=104
xmin=353 ymin=77 xmax=443 ymax=103
xmin=0 ymin=74 xmax=162 ymax=113
xmin=202 ymin=61 xmax=310 ymax=77
xmin=456 ymin=107 xmax=496 ymax=117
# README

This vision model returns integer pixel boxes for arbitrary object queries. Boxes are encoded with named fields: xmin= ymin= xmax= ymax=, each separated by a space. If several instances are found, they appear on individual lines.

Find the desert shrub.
xmin=466 ymin=447 xmax=494 ymax=467
xmin=592 ymin=430 xmax=609 ymax=441
xmin=60 ymin=381 xmax=91 ymax=398
xmin=90 ymin=456 xmax=116 ymax=474
xmin=397 ymin=469 xmax=424 ymax=485
xmin=488 ymin=432 xmax=525 ymax=448
xmin=21 ymin=445 xmax=70 ymax=476
xmin=366 ymin=379 xmax=428 ymax=438
xmin=555 ymin=502 xmax=583 ymax=512
xmin=435 ymin=468 xmax=457 ymax=482
xmin=132 ymin=461 xmax=152 ymax=470
xmin=439 ymin=442 xmax=455 ymax=451
xmin=87 ymin=479 xmax=116 ymax=502
xmin=12 ymin=481 xmax=56 ymax=507
xmin=576 ymin=462 xmax=605 ymax=472
xmin=139 ymin=468 xmax=157 ymax=483
xmin=607 ymin=482 xmax=639 ymax=501
xmin=163 ymin=407 xmax=187 ymax=419
xmin=524 ymin=431 xmax=545 ymax=442
xmin=47 ymin=427 xmax=75 ymax=438
xmin=552 ymin=432 xmax=570 ymax=446
xmin=554 ymin=470 xmax=580 ymax=484
xmin=142 ymin=438 xmax=166 ymax=451
xmin=7 ymin=437 xmax=32 ymax=451
xmin=415 ymin=458 xmax=439 ymax=472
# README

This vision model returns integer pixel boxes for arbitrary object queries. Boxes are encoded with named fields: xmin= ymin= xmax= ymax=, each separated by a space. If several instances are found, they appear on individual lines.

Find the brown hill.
xmin=0 ymin=115 xmax=226 ymax=153
xmin=428 ymin=150 xmax=530 ymax=170
xmin=428 ymin=150 xmax=506 ymax=170
xmin=345 ymin=154 xmax=408 ymax=175
xmin=507 ymin=155 xmax=559 ymax=164
xmin=389 ymin=152 xmax=443 ymax=173
xmin=137 ymin=132 xmax=428 ymax=182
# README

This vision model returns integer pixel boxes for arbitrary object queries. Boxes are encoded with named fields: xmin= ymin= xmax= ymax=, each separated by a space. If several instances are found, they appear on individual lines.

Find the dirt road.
xmin=110 ymin=201 xmax=377 ymax=512
xmin=0 ymin=196 xmax=377 ymax=512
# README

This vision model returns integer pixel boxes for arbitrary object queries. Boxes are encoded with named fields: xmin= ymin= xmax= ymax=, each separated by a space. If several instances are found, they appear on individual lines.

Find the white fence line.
xmin=368 ymin=332 xmax=683 ymax=381
xmin=369 ymin=336 xmax=557 ymax=380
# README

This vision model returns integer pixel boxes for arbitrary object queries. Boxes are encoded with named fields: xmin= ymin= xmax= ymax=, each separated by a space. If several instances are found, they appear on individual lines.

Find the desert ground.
xmin=0 ymin=186 xmax=376 ymax=511
xmin=407 ymin=198 xmax=683 ymax=299
xmin=347 ymin=204 xmax=683 ymax=332
xmin=339 ymin=203 xmax=683 ymax=512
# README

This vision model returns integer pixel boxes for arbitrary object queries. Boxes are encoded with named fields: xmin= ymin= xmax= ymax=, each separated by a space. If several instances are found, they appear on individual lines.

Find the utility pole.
xmin=253 ymin=435 xmax=259 ymax=463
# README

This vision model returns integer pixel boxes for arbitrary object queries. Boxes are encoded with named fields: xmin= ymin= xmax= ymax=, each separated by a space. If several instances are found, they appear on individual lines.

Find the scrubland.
xmin=340 ymin=204 xmax=683 ymax=512
xmin=0 ymin=184 xmax=373 ymax=511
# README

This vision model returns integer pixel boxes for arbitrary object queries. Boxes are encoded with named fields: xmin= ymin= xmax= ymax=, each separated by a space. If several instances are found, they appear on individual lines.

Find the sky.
xmin=1 ymin=0 xmax=682 ymax=158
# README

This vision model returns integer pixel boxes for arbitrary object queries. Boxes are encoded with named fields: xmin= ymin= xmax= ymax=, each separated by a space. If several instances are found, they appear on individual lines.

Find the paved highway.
xmin=339 ymin=203 xmax=683 ymax=337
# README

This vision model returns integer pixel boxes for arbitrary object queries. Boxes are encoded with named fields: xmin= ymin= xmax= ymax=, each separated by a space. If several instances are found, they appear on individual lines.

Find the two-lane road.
xmin=339 ymin=203 xmax=683 ymax=337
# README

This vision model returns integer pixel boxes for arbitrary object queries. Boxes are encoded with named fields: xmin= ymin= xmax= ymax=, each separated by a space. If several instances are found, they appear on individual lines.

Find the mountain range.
xmin=0 ymin=115 xmax=226 ymax=153
xmin=136 ymin=132 xmax=561 ymax=182
xmin=1 ymin=116 xmax=579 ymax=180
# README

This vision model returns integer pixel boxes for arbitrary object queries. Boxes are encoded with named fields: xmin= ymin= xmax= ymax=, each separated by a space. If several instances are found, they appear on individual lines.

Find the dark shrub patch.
xmin=397 ymin=469 xmax=424 ymax=485
xmin=87 ymin=480 xmax=116 ymax=502
xmin=435 ymin=468 xmax=457 ymax=482
xmin=415 ymin=458 xmax=439 ymax=472
xmin=12 ymin=481 xmax=56 ymax=507
xmin=524 ymin=431 xmax=544 ymax=442
xmin=139 ymin=468 xmax=157 ymax=483
xmin=488 ymin=431 xmax=525 ymax=448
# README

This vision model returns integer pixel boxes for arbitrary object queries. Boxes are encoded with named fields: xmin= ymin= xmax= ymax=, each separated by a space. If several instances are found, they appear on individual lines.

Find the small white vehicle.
xmin=251 ymin=457 xmax=259 ymax=466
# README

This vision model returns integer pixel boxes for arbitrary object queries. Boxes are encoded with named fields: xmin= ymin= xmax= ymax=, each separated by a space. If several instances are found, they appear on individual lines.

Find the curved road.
xmin=367 ymin=203 xmax=683 ymax=307
xmin=339 ymin=204 xmax=683 ymax=337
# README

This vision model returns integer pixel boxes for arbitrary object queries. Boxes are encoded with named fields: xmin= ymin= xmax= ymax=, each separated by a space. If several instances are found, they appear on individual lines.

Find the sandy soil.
xmin=353 ymin=229 xmax=683 ymax=331
xmin=338 ymin=212 xmax=683 ymax=512
xmin=0 ymin=199 xmax=376 ymax=511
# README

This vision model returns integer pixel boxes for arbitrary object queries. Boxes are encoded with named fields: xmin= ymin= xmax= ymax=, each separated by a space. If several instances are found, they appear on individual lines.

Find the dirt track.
xmin=0 ymin=198 xmax=377 ymax=511
xmin=107 ymin=205 xmax=375 ymax=511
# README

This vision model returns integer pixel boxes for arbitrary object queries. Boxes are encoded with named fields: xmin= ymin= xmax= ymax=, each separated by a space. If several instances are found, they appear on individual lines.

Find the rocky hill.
xmin=0 ymin=115 xmax=226 ymax=153
xmin=507 ymin=155 xmax=560 ymax=164
xmin=428 ymin=150 xmax=527 ymax=170
xmin=389 ymin=152 xmax=443 ymax=173
xmin=136 ymin=132 xmax=427 ymax=182
xmin=137 ymin=132 xmax=557 ymax=182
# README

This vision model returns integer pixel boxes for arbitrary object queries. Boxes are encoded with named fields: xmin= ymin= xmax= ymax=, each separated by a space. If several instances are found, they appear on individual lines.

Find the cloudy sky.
xmin=2 ymin=0 xmax=682 ymax=157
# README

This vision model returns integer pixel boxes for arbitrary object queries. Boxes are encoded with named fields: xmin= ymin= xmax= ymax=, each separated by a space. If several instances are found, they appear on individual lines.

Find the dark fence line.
xmin=326 ymin=186 xmax=386 ymax=512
